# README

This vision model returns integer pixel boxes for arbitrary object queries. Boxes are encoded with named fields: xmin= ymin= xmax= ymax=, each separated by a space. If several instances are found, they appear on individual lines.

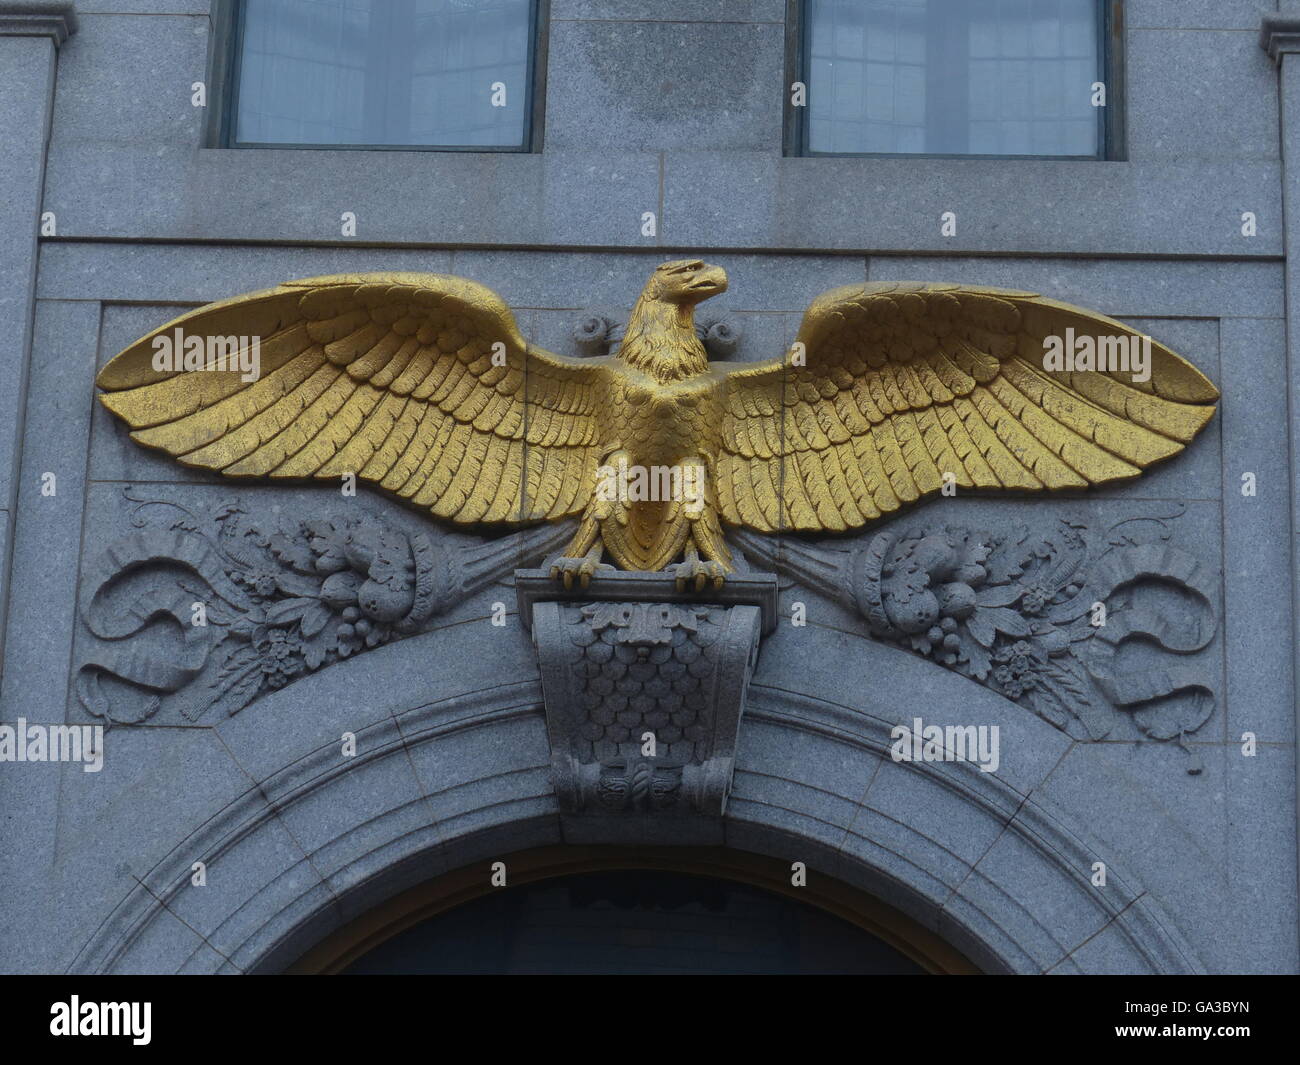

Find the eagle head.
xmin=618 ymin=260 xmax=728 ymax=382
xmin=644 ymin=259 xmax=729 ymax=305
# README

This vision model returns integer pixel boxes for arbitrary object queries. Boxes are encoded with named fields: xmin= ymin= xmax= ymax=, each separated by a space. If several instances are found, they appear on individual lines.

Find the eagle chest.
xmin=613 ymin=378 xmax=714 ymax=463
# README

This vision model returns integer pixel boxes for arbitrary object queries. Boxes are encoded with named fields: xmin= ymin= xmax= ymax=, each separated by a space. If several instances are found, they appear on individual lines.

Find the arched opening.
xmin=289 ymin=845 xmax=980 ymax=974
xmin=70 ymin=661 xmax=1204 ymax=975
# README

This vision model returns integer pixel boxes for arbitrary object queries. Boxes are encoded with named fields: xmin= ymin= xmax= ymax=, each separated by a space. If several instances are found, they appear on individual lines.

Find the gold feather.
xmin=97 ymin=274 xmax=605 ymax=529
xmin=716 ymin=282 xmax=1218 ymax=532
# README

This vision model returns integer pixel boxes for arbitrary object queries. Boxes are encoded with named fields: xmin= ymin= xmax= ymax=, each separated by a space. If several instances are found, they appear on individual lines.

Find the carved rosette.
xmin=571 ymin=308 xmax=743 ymax=360
xmin=527 ymin=576 xmax=771 ymax=816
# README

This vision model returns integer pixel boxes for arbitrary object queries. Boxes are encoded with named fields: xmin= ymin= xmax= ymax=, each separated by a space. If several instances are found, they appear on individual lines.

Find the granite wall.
xmin=0 ymin=0 xmax=1296 ymax=974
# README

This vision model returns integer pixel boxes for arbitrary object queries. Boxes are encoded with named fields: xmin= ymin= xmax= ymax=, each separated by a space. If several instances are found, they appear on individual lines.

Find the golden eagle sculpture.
xmin=96 ymin=261 xmax=1218 ymax=591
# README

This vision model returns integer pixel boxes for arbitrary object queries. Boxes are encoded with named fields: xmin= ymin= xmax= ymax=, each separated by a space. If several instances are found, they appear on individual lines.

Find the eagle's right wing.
xmin=96 ymin=273 xmax=607 ymax=524
xmin=715 ymin=282 xmax=1219 ymax=534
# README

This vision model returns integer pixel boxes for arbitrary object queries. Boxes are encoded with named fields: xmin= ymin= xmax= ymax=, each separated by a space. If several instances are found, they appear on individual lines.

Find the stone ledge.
xmin=515 ymin=566 xmax=780 ymax=634
xmin=0 ymin=3 xmax=78 ymax=45
xmin=1260 ymin=16 xmax=1300 ymax=64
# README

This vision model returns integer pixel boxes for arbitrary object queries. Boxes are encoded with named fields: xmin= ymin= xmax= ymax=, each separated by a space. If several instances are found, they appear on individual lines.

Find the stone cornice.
xmin=1261 ymin=15 xmax=1300 ymax=65
xmin=0 ymin=3 xmax=77 ymax=46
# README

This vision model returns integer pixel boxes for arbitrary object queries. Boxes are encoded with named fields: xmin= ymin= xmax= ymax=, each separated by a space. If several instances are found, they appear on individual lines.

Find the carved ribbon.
xmin=1082 ymin=542 xmax=1217 ymax=709
xmin=76 ymin=528 xmax=247 ymax=722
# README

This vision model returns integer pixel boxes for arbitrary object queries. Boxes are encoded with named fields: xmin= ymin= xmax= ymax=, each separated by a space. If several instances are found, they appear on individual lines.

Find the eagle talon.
xmin=673 ymin=556 xmax=727 ymax=594
xmin=549 ymin=555 xmax=612 ymax=591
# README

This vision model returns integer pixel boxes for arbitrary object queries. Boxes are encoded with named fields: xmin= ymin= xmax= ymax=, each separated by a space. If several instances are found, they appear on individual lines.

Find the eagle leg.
xmin=676 ymin=463 xmax=732 ymax=591
xmin=549 ymin=512 xmax=612 ymax=590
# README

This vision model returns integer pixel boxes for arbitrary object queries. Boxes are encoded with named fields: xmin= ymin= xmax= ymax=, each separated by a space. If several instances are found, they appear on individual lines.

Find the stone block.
xmin=112 ymin=906 xmax=210 ymax=974
xmin=38 ymin=243 xmax=454 ymax=303
xmin=664 ymin=154 xmax=1283 ymax=256
xmin=752 ymin=611 xmax=1074 ymax=799
xmin=943 ymin=817 xmax=1113 ymax=973
xmin=868 ymin=257 xmax=1284 ymax=319
xmin=1 ymin=300 xmax=99 ymax=721
xmin=0 ymin=33 xmax=55 ymax=515
xmin=1220 ymin=317 xmax=1295 ymax=743
xmin=552 ymin=0 xmax=785 ymax=20
xmin=402 ymin=710 xmax=552 ymax=812
xmin=1126 ymin=29 xmax=1279 ymax=161
xmin=50 ymin=13 xmax=207 ymax=146
xmin=1225 ymin=743 xmax=1299 ymax=972
xmin=1128 ymin=0 xmax=1277 ymax=30
xmin=42 ymin=141 xmax=665 ymax=247
xmin=861 ymin=756 xmax=1012 ymax=871
xmin=1035 ymin=741 xmax=1230 ymax=966
xmin=162 ymin=811 xmax=326 ymax=965
xmin=544 ymin=19 xmax=784 ymax=152
xmin=268 ymin=736 xmax=429 ymax=880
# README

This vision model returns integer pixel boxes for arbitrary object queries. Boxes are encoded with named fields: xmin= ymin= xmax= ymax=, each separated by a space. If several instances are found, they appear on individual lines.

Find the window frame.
xmin=204 ymin=0 xmax=549 ymax=153
xmin=784 ymin=0 xmax=1126 ymax=161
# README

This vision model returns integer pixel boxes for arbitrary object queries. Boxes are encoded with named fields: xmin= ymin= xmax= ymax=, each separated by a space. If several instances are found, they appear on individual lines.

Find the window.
xmin=795 ymin=0 xmax=1116 ymax=159
xmin=223 ymin=0 xmax=540 ymax=150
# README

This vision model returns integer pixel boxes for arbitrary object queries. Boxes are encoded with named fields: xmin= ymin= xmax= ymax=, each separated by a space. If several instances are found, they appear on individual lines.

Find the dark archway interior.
xmin=341 ymin=869 xmax=927 ymax=975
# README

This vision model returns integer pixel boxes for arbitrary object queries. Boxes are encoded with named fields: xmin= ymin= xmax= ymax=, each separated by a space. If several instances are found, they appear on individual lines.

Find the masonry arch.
xmin=71 ymin=623 xmax=1203 ymax=974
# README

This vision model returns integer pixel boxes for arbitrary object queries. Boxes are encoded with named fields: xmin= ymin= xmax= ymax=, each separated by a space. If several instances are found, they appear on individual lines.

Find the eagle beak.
xmin=688 ymin=265 xmax=728 ymax=299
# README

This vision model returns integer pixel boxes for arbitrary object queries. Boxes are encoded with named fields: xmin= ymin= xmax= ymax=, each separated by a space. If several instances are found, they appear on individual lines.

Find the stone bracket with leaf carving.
xmin=518 ymin=569 xmax=776 ymax=817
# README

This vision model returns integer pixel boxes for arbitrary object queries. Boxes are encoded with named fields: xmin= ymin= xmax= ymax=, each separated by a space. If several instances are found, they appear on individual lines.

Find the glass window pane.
xmin=805 ymin=0 xmax=1102 ymax=157
xmin=234 ymin=0 xmax=533 ymax=148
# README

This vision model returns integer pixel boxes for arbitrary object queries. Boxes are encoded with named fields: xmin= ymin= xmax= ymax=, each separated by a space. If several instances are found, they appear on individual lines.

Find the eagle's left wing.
xmin=715 ymin=283 xmax=1219 ymax=533
xmin=96 ymin=273 xmax=606 ymax=525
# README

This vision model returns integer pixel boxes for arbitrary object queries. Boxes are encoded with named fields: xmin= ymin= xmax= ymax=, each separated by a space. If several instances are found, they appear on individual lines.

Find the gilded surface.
xmin=96 ymin=261 xmax=1219 ymax=590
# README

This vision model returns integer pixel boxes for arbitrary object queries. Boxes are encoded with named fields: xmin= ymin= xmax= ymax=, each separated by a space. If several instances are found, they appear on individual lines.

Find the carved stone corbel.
xmin=518 ymin=569 xmax=777 ymax=816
